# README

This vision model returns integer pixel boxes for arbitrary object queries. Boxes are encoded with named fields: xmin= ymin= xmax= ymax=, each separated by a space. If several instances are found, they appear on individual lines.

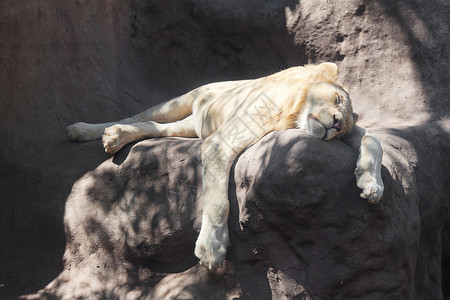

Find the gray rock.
xmin=32 ymin=125 xmax=449 ymax=299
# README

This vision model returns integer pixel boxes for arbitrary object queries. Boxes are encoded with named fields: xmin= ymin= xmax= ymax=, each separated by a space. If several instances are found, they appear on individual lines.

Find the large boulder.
xmin=1 ymin=0 xmax=449 ymax=299
xmin=32 ymin=124 xmax=449 ymax=299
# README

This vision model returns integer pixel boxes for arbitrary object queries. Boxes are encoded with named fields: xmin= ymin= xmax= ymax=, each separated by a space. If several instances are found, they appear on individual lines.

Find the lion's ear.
xmin=317 ymin=62 xmax=339 ymax=81
xmin=352 ymin=113 xmax=359 ymax=124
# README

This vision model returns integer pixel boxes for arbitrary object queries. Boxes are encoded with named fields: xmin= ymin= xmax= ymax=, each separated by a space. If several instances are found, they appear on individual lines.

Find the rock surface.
xmin=0 ymin=0 xmax=449 ymax=299
xmin=29 ymin=126 xmax=448 ymax=299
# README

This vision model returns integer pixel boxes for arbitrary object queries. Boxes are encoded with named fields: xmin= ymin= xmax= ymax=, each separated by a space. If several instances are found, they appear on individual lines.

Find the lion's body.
xmin=67 ymin=63 xmax=384 ymax=270
xmin=193 ymin=65 xmax=353 ymax=139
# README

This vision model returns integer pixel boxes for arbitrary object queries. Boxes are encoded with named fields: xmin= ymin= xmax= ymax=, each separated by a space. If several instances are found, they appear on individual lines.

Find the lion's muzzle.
xmin=332 ymin=115 xmax=342 ymax=132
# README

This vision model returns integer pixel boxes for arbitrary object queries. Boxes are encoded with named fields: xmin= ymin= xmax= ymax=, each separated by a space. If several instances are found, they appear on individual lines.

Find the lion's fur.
xmin=67 ymin=62 xmax=384 ymax=271
xmin=190 ymin=63 xmax=353 ymax=144
xmin=261 ymin=64 xmax=348 ymax=132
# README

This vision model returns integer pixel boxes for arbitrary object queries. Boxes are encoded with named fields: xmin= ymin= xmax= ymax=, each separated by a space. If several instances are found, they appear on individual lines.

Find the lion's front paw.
xmin=359 ymin=180 xmax=384 ymax=204
xmin=194 ymin=225 xmax=229 ymax=271
xmin=102 ymin=125 xmax=127 ymax=154
xmin=355 ymin=169 xmax=384 ymax=204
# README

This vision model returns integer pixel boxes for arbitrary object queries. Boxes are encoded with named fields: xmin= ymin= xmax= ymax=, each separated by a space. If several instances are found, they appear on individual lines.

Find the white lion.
xmin=67 ymin=62 xmax=384 ymax=270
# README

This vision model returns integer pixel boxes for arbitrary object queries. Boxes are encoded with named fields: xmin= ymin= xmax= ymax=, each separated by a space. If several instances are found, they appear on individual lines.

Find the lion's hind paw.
xmin=102 ymin=126 xmax=127 ymax=154
xmin=67 ymin=122 xmax=97 ymax=142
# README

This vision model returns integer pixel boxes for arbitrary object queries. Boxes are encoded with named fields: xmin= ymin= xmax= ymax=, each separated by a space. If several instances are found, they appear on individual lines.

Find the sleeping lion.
xmin=67 ymin=62 xmax=384 ymax=270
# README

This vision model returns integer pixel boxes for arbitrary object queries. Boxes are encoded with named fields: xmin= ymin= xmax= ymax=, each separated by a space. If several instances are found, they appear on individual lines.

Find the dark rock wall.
xmin=0 ymin=0 xmax=449 ymax=298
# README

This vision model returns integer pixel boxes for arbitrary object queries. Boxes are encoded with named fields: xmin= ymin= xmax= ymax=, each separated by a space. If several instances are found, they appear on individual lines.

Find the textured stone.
xmin=28 ymin=125 xmax=448 ymax=299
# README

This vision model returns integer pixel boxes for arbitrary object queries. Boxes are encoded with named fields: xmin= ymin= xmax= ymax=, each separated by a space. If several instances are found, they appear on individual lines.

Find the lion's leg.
xmin=67 ymin=81 xmax=248 ymax=142
xmin=342 ymin=125 xmax=384 ymax=203
xmin=194 ymin=133 xmax=246 ymax=270
xmin=102 ymin=115 xmax=197 ymax=154
xmin=66 ymin=94 xmax=195 ymax=142
xmin=194 ymin=110 xmax=272 ymax=270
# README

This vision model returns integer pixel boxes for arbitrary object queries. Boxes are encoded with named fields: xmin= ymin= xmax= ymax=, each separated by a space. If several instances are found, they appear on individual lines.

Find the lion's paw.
xmin=360 ymin=181 xmax=384 ymax=204
xmin=194 ymin=225 xmax=229 ymax=271
xmin=67 ymin=122 xmax=98 ymax=142
xmin=102 ymin=125 xmax=127 ymax=154
xmin=355 ymin=171 xmax=384 ymax=204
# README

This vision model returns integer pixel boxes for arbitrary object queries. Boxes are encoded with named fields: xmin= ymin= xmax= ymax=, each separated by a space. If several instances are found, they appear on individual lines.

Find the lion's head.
xmin=297 ymin=63 xmax=355 ymax=140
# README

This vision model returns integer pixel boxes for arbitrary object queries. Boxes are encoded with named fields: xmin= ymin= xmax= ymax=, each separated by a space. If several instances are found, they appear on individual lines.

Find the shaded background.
xmin=0 ymin=0 xmax=449 ymax=298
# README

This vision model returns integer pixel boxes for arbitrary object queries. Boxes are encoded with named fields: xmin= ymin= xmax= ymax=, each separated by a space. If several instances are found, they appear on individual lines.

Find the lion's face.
xmin=300 ymin=82 xmax=354 ymax=140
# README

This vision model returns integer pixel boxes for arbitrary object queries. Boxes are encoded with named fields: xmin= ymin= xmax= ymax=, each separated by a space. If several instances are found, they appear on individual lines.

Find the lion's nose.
xmin=332 ymin=115 xmax=342 ymax=131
